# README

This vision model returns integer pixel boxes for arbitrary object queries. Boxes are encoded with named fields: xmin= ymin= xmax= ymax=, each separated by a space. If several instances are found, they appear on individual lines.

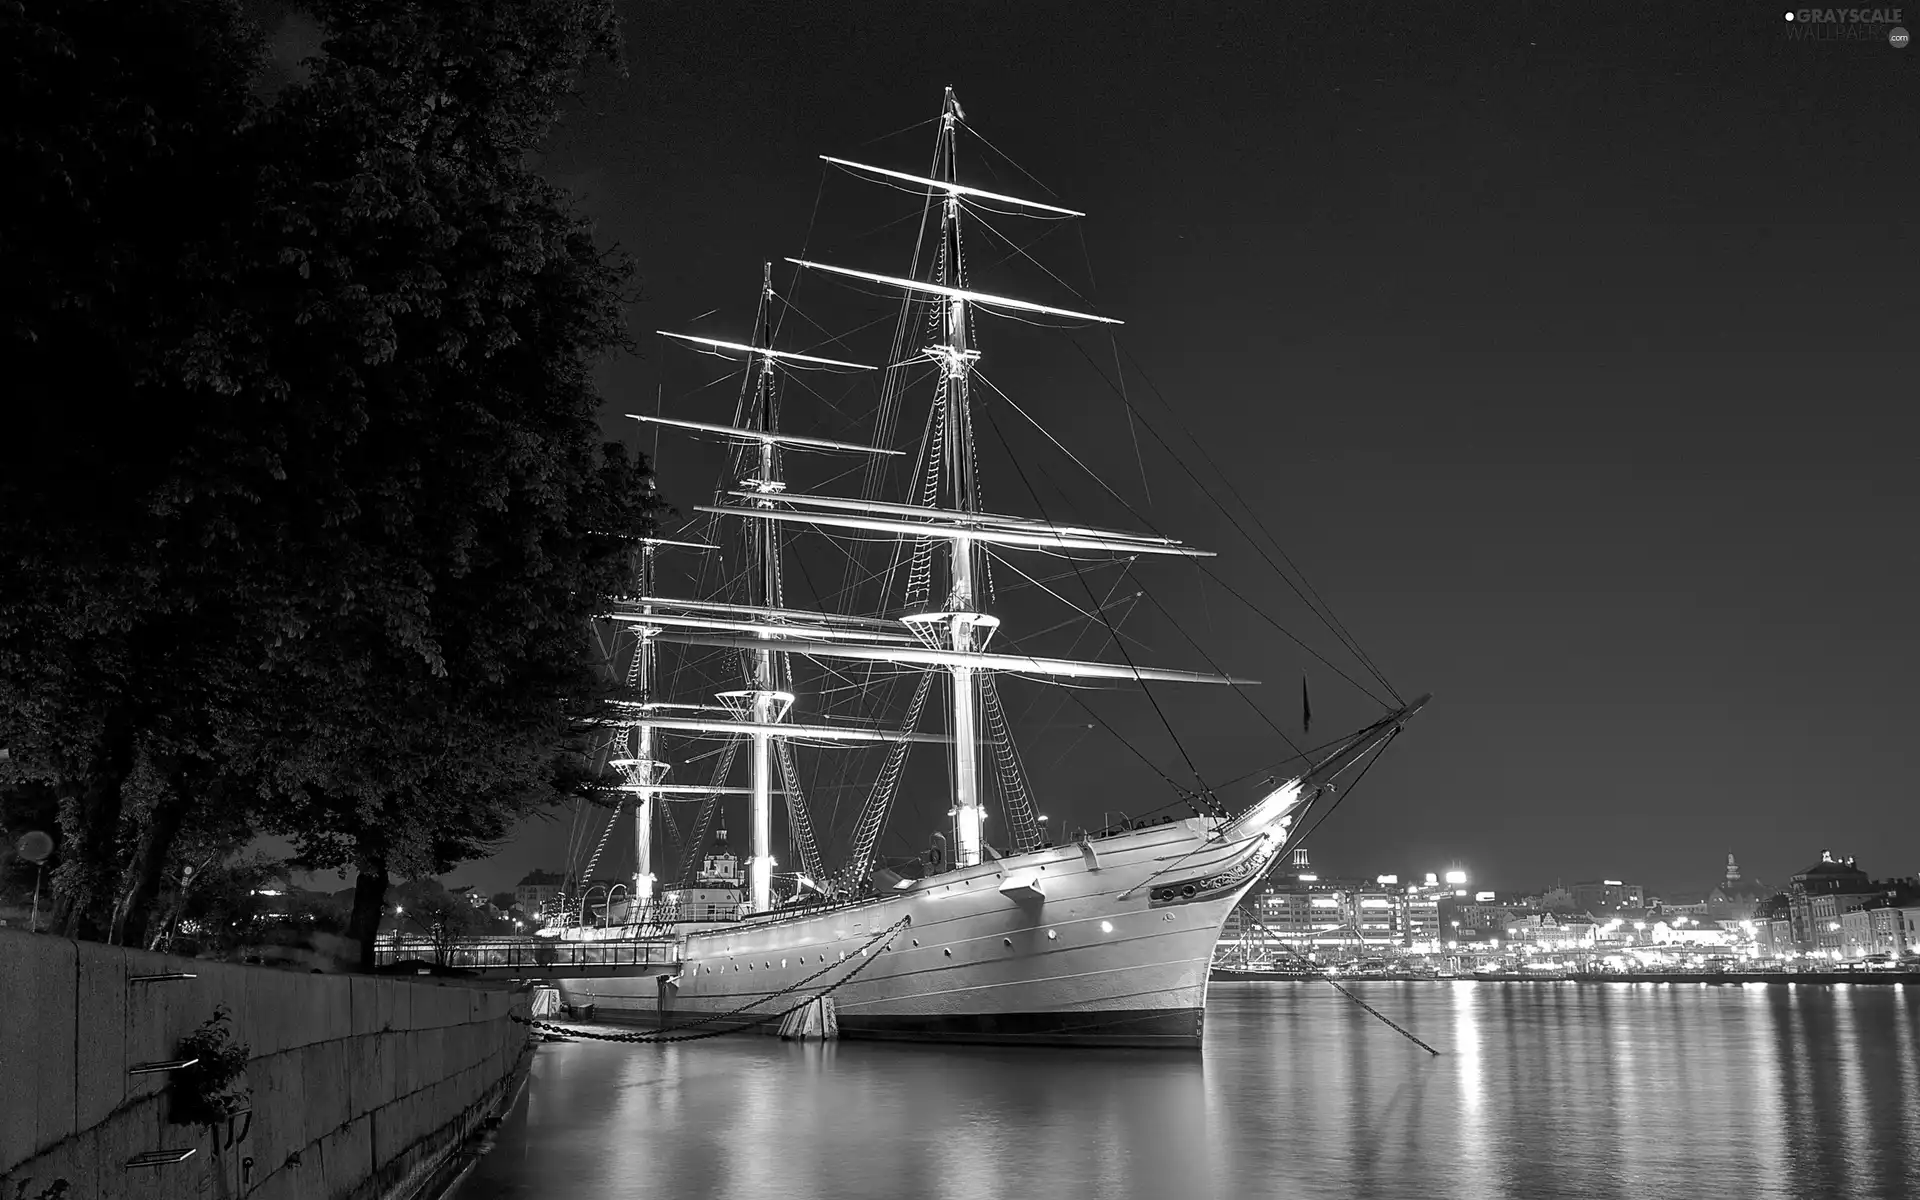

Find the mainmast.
xmin=931 ymin=89 xmax=989 ymax=868
xmin=627 ymin=269 xmax=889 ymax=915
xmin=742 ymin=263 xmax=789 ymax=916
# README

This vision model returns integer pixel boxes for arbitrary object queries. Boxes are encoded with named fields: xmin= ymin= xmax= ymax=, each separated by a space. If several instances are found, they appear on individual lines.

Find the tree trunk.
xmin=50 ymin=710 xmax=137 ymax=939
xmin=347 ymin=854 xmax=390 ymax=972
xmin=110 ymin=775 xmax=199 ymax=947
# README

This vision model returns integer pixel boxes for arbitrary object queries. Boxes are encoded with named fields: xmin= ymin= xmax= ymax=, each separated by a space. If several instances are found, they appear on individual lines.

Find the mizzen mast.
xmin=606 ymin=533 xmax=718 ymax=914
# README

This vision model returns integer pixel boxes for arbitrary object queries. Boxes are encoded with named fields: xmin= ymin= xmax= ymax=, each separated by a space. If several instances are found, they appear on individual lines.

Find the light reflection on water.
xmin=459 ymin=982 xmax=1920 ymax=1200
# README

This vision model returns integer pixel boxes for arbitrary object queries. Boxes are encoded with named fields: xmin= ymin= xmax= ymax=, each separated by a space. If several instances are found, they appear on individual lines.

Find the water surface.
xmin=456 ymin=981 xmax=1920 ymax=1199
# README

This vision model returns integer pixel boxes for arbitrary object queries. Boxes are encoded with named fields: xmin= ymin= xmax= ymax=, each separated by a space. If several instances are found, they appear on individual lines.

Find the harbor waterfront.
xmin=454 ymin=982 xmax=1920 ymax=1200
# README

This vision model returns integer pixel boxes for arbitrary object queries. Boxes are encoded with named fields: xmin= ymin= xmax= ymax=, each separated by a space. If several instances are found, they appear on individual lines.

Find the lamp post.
xmin=17 ymin=831 xmax=53 ymax=933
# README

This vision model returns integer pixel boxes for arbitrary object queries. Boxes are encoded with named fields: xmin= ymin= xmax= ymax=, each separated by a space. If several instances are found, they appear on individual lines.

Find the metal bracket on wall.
xmin=128 ymin=1057 xmax=200 ymax=1075
xmin=124 ymin=1149 xmax=197 ymax=1168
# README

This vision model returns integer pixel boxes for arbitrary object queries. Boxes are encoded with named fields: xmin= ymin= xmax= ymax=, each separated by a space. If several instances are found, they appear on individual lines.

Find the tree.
xmin=0 ymin=0 xmax=653 ymax=952
xmin=391 ymin=877 xmax=484 ymax=965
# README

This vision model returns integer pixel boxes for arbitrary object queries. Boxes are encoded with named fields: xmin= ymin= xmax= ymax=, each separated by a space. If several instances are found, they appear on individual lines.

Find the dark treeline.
xmin=0 ymin=0 xmax=657 ymax=967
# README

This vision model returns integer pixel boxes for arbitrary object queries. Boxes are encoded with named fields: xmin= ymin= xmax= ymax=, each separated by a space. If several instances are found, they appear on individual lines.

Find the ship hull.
xmin=555 ymin=816 xmax=1279 ymax=1049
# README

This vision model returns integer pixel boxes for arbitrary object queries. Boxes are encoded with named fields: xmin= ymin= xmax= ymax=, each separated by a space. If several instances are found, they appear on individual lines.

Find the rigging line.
xmin=855 ymin=114 xmax=940 ymax=148
xmin=1113 ymin=560 xmax=1304 ymax=762
xmin=1108 ymin=342 xmax=1401 ymax=702
xmin=954 ymin=117 xmax=1062 ymax=199
xmin=973 ymin=367 xmax=1388 ymax=710
xmin=1019 ymin=451 xmax=1293 ymax=758
xmin=1021 ymin=333 xmax=1369 ymax=691
xmin=776 ymin=303 xmax=899 ymax=360
xmin=1069 ymin=223 xmax=1152 ymax=508
xmin=1060 ymin=339 xmax=1381 ymax=690
xmin=962 ymin=205 xmax=1084 ymax=300
xmin=1025 ymin=352 xmax=1392 ymax=709
xmin=979 ymin=404 xmax=1210 ymax=796
xmin=1000 ymin=555 xmax=1137 ymax=733
xmin=1288 ymin=727 xmax=1401 ymax=853
xmin=809 ymin=203 xmax=929 ymax=250
xmin=773 ymin=172 xmax=829 ymax=348
xmin=1210 ymin=730 xmax=1366 ymax=790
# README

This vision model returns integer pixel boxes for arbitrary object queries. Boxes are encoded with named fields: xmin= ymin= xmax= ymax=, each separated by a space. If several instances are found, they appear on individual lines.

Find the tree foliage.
xmin=0 ymin=0 xmax=654 ymax=953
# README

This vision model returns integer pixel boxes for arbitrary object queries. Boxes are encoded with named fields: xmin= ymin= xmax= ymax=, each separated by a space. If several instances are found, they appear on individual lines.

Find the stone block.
xmin=417 ymin=983 xmax=466 ymax=1031
xmin=74 ymin=941 xmax=128 ymax=1132
xmin=0 ymin=930 xmax=77 ymax=1172
xmin=297 ymin=1041 xmax=351 ymax=1148
xmin=412 ymin=1027 xmax=448 ymax=1092
xmin=240 ymin=1051 xmax=304 ymax=1182
xmin=317 ymin=1113 xmax=372 ymax=1200
xmin=348 ymin=1027 xmax=403 ymax=1118
xmin=383 ymin=977 xmax=409 ymax=1035
xmin=247 ymin=967 xmax=348 ymax=1056
xmin=349 ymin=976 xmax=382 ymax=1036
xmin=370 ymin=1092 xmax=421 ymax=1170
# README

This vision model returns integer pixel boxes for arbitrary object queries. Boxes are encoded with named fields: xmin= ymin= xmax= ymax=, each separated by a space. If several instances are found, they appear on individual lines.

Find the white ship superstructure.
xmin=558 ymin=90 xmax=1424 ymax=1048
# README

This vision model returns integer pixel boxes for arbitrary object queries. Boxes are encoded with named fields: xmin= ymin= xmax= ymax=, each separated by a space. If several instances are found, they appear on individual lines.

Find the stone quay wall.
xmin=0 ymin=928 xmax=529 ymax=1200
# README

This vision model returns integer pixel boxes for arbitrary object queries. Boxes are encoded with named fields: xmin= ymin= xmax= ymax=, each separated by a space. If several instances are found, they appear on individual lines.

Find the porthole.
xmin=912 ymin=939 xmax=920 ymax=947
xmin=1100 ymin=921 xmax=1114 ymax=934
xmin=1003 ymin=938 xmax=1013 ymax=948
xmin=944 ymin=948 xmax=953 ymax=957
xmin=1047 ymin=929 xmax=1058 ymax=941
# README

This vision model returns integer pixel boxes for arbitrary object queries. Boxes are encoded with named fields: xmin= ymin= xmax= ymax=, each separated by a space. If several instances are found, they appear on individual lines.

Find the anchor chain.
xmin=512 ymin=915 xmax=912 ymax=1044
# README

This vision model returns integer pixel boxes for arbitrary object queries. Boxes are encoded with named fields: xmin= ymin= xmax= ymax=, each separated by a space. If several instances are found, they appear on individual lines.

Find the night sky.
xmin=329 ymin=1 xmax=1915 ymax=901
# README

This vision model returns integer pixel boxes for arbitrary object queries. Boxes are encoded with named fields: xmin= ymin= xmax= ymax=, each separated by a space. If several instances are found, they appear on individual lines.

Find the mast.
xmin=935 ymin=87 xmax=987 ymax=868
xmin=640 ymin=272 xmax=886 ymax=916
xmin=746 ymin=262 xmax=785 ymax=915
xmin=632 ymin=541 xmax=657 ymax=906
xmin=614 ymin=535 xmax=718 ymax=919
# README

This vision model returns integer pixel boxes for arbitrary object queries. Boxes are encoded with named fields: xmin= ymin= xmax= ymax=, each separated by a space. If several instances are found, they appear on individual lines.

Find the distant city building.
xmin=1706 ymin=852 xmax=1770 ymax=922
xmin=1758 ymin=851 xmax=1920 ymax=958
xmin=700 ymin=826 xmax=742 ymax=885
xmin=1224 ymin=854 xmax=1472 ymax=956
xmin=514 ymin=869 xmax=568 ymax=915
xmin=1570 ymin=879 xmax=1646 ymax=912
xmin=1784 ymin=851 xmax=1874 ymax=954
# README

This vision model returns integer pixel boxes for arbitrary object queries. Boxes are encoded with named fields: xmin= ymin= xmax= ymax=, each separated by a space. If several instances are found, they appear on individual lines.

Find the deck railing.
xmin=374 ymin=935 xmax=680 ymax=972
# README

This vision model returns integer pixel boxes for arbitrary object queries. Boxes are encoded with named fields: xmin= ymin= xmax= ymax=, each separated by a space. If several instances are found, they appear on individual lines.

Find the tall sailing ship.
xmin=555 ymin=90 xmax=1425 ymax=1048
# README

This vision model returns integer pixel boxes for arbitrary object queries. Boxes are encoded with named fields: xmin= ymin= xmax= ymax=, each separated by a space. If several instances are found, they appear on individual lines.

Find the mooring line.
xmin=513 ymin=915 xmax=912 ymax=1045
xmin=1242 ymin=914 xmax=1441 ymax=1056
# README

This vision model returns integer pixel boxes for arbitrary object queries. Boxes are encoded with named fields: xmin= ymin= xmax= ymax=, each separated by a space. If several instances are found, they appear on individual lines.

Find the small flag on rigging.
xmin=1302 ymin=673 xmax=1312 ymax=734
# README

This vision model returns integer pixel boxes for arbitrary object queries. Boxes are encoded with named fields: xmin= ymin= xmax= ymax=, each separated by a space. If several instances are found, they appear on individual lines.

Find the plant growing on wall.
xmin=169 ymin=1005 xmax=251 ymax=1125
